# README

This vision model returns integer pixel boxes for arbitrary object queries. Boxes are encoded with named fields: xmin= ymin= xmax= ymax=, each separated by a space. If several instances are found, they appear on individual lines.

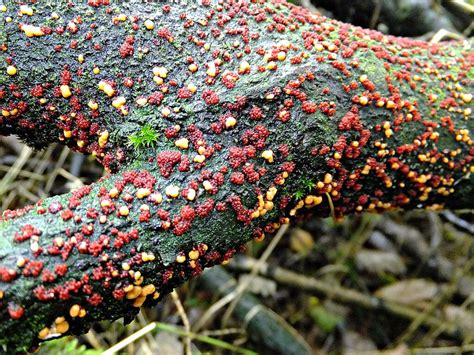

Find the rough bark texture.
xmin=0 ymin=0 xmax=472 ymax=352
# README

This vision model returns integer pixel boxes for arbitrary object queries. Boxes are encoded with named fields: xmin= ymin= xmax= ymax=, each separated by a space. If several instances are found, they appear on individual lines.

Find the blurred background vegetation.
xmin=0 ymin=1 xmax=473 ymax=354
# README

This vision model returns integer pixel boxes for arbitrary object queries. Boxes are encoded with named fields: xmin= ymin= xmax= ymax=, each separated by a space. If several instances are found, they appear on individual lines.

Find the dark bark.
xmin=0 ymin=0 xmax=472 ymax=352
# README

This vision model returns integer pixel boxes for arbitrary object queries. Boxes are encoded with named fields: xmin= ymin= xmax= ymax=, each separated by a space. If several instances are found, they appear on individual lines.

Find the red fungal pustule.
xmin=202 ymin=90 xmax=220 ymax=105
xmin=148 ymin=92 xmax=164 ymax=105
xmin=230 ymin=172 xmax=245 ymax=185
xmin=30 ymin=85 xmax=44 ymax=97
xmin=22 ymin=260 xmax=44 ymax=277
xmin=14 ymin=224 xmax=41 ymax=242
xmin=241 ymin=125 xmax=269 ymax=149
xmin=0 ymin=268 xmax=17 ymax=283
xmin=123 ymin=77 xmax=134 ymax=88
xmin=113 ymin=229 xmax=139 ymax=249
xmin=119 ymin=35 xmax=135 ymax=58
xmin=156 ymin=151 xmax=183 ymax=177
xmin=242 ymin=164 xmax=261 ymax=183
xmin=177 ymin=87 xmax=193 ymax=99
xmin=249 ymin=106 xmax=264 ymax=120
xmin=338 ymin=110 xmax=362 ymax=131
xmin=221 ymin=71 xmax=239 ymax=89
xmin=227 ymin=195 xmax=253 ymax=224
xmin=195 ymin=199 xmax=215 ymax=218
xmin=61 ymin=209 xmax=74 ymax=221
xmin=301 ymin=101 xmax=318 ymax=114
xmin=41 ymin=270 xmax=56 ymax=283
xmin=228 ymin=146 xmax=251 ymax=169
xmin=55 ymin=264 xmax=68 ymax=277
xmin=48 ymin=201 xmax=63 ymax=214
xmin=122 ymin=170 xmax=157 ymax=189
xmin=139 ymin=206 xmax=151 ymax=223
xmin=87 ymin=293 xmax=103 ymax=306
xmin=157 ymin=27 xmax=174 ymax=42
xmin=8 ymin=304 xmax=25 ymax=320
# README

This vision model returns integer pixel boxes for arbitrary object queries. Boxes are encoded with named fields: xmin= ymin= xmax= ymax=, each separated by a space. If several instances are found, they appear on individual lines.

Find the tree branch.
xmin=0 ymin=0 xmax=472 ymax=352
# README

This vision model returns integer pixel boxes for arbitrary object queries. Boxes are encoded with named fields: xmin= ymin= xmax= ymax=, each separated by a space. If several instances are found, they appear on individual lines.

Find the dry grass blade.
xmin=0 ymin=146 xmax=32 ymax=196
xmin=430 ymin=28 xmax=465 ymax=43
xmin=448 ymin=0 xmax=474 ymax=14
xmin=43 ymin=147 xmax=70 ymax=194
xmin=102 ymin=322 xmax=156 ymax=355
xmin=170 ymin=290 xmax=192 ymax=355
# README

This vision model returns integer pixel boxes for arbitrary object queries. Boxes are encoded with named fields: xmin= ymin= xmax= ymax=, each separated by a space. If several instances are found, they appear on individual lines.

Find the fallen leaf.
xmin=238 ymin=274 xmax=277 ymax=297
xmin=342 ymin=330 xmax=377 ymax=353
xmin=375 ymin=279 xmax=439 ymax=305
xmin=443 ymin=305 xmax=474 ymax=335
xmin=355 ymin=249 xmax=407 ymax=275
xmin=289 ymin=228 xmax=315 ymax=255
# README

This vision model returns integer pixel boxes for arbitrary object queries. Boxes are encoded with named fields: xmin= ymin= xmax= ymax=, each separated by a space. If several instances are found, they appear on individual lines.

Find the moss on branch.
xmin=0 ymin=0 xmax=472 ymax=352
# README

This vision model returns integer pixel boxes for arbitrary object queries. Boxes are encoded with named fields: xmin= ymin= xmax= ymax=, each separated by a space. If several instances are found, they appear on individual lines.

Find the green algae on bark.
xmin=0 ymin=0 xmax=472 ymax=352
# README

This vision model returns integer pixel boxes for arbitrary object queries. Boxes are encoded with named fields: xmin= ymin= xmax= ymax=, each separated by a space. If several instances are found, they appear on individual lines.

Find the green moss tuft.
xmin=128 ymin=124 xmax=160 ymax=150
